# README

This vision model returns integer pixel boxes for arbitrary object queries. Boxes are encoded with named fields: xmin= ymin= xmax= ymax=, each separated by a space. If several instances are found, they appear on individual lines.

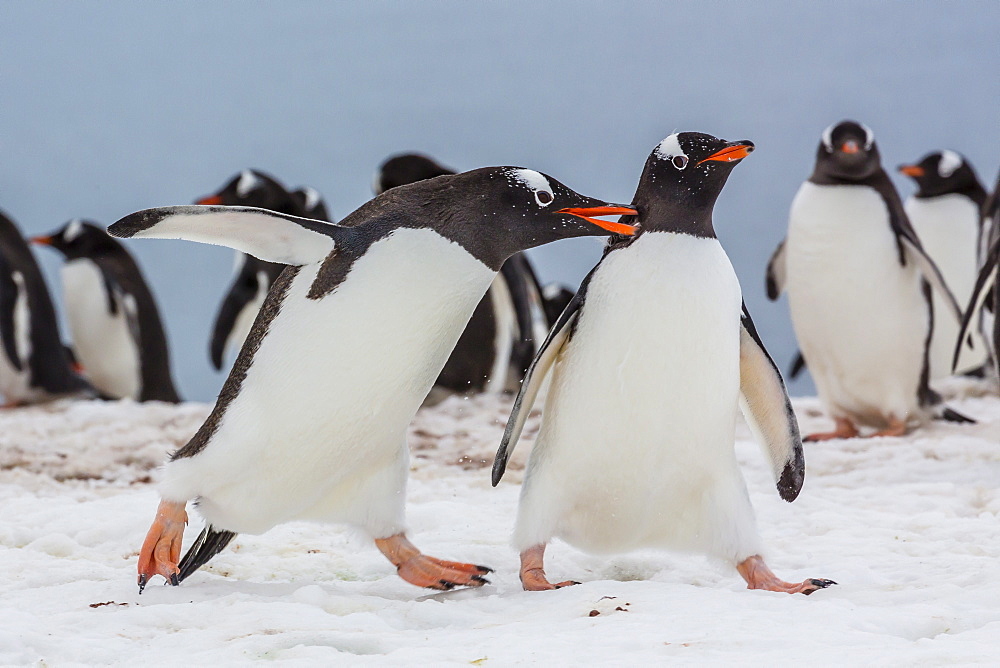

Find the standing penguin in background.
xmin=32 ymin=220 xmax=180 ymax=403
xmin=958 ymin=171 xmax=1000 ymax=382
xmin=494 ymin=133 xmax=834 ymax=595
xmin=898 ymin=151 xmax=988 ymax=377
xmin=200 ymin=170 xmax=333 ymax=370
xmin=375 ymin=153 xmax=549 ymax=395
xmin=0 ymin=211 xmax=93 ymax=405
xmin=110 ymin=167 xmax=637 ymax=593
xmin=766 ymin=121 xmax=972 ymax=440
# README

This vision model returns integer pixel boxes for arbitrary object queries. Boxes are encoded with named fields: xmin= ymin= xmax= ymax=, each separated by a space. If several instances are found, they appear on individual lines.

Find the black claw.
xmin=809 ymin=578 xmax=837 ymax=588
xmin=471 ymin=575 xmax=490 ymax=585
xmin=169 ymin=573 xmax=180 ymax=586
xmin=476 ymin=565 xmax=494 ymax=573
xmin=438 ymin=580 xmax=457 ymax=590
xmin=137 ymin=574 xmax=147 ymax=595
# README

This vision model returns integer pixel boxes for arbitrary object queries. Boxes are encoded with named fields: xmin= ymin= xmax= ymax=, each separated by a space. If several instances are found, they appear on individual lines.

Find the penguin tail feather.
xmin=176 ymin=525 xmax=238 ymax=583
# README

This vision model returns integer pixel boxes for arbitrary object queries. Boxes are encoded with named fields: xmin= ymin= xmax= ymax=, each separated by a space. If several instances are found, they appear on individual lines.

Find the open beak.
xmin=841 ymin=140 xmax=860 ymax=155
xmin=196 ymin=195 xmax=224 ymax=205
xmin=697 ymin=143 xmax=755 ymax=165
xmin=29 ymin=235 xmax=53 ymax=246
xmin=556 ymin=206 xmax=639 ymax=235
xmin=898 ymin=164 xmax=924 ymax=177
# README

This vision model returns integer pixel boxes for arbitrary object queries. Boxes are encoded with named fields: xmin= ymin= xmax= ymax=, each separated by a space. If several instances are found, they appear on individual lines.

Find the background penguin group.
xmin=767 ymin=121 xmax=980 ymax=439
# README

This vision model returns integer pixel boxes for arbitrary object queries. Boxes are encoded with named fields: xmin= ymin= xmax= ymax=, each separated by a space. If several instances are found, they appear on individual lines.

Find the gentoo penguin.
xmin=899 ymin=151 xmax=989 ymax=377
xmin=0 ymin=211 xmax=93 ymax=405
xmin=199 ymin=170 xmax=332 ymax=370
xmin=375 ymin=153 xmax=550 ymax=395
xmin=32 ymin=220 xmax=181 ymax=403
xmin=290 ymin=186 xmax=332 ymax=221
xmin=109 ymin=167 xmax=637 ymax=593
xmin=493 ymin=133 xmax=833 ymax=595
xmin=766 ymin=121 xmax=971 ymax=440
xmin=540 ymin=283 xmax=575 ymax=326
xmin=957 ymin=171 xmax=1000 ymax=381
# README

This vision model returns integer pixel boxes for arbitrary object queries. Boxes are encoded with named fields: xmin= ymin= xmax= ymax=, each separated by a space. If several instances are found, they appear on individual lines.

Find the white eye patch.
xmin=938 ymin=150 xmax=962 ymax=178
xmin=508 ymin=168 xmax=555 ymax=207
xmin=654 ymin=133 xmax=688 ymax=169
xmin=64 ymin=219 xmax=84 ymax=242
xmin=236 ymin=170 xmax=262 ymax=197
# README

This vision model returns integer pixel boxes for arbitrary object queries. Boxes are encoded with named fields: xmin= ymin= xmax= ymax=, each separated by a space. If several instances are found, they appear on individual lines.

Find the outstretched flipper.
xmin=492 ymin=284 xmax=585 ymax=486
xmin=738 ymin=303 xmax=805 ymax=502
xmin=765 ymin=239 xmax=786 ymax=300
xmin=108 ymin=205 xmax=341 ymax=266
xmin=176 ymin=525 xmax=238 ymax=583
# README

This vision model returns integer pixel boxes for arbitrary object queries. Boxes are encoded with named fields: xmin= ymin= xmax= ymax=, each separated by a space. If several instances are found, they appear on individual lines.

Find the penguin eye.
xmin=535 ymin=190 xmax=554 ymax=206
xmin=672 ymin=155 xmax=688 ymax=170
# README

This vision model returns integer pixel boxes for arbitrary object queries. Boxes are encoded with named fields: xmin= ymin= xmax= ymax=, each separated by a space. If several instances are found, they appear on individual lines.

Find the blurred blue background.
xmin=1 ymin=1 xmax=998 ymax=401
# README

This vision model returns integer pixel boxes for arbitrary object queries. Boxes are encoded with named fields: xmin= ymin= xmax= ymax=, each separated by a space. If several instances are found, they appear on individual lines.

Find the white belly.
xmin=515 ymin=232 xmax=761 ymax=563
xmin=62 ymin=261 xmax=140 ymax=400
xmin=786 ymin=182 xmax=926 ymax=426
xmin=906 ymin=194 xmax=987 ymax=376
xmin=162 ymin=228 xmax=495 ymax=536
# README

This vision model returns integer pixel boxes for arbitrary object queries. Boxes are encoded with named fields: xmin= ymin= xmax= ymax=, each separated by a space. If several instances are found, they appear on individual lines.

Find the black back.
xmin=0 ymin=211 xmax=91 ymax=398
xmin=38 ymin=220 xmax=180 ymax=402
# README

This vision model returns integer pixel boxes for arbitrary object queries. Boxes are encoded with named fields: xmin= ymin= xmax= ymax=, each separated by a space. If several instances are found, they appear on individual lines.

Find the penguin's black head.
xmin=31 ymin=219 xmax=119 ymax=260
xmin=289 ymin=187 xmax=331 ymax=221
xmin=392 ymin=167 xmax=637 ymax=268
xmin=198 ymin=169 xmax=297 ymax=215
xmin=812 ymin=120 xmax=880 ymax=182
xmin=898 ymin=151 xmax=982 ymax=199
xmin=375 ymin=153 xmax=456 ymax=194
xmin=630 ymin=132 xmax=754 ymax=236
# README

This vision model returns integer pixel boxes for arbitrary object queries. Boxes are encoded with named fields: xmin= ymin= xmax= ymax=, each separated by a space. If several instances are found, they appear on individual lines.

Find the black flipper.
xmin=0 ymin=261 xmax=23 ymax=371
xmin=953 ymin=236 xmax=998 ymax=374
xmin=739 ymin=303 xmax=805 ymax=502
xmin=176 ymin=525 xmax=238 ymax=583
xmin=491 ymin=267 xmax=598 ymax=486
xmin=765 ymin=239 xmax=786 ymax=300
xmin=788 ymin=351 xmax=807 ymax=380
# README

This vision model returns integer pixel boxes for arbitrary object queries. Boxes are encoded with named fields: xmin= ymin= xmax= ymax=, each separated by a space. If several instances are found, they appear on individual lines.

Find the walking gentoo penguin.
xmin=109 ymin=167 xmax=637 ymax=593
xmin=958 ymin=171 xmax=1000 ymax=381
xmin=765 ymin=121 xmax=972 ymax=440
xmin=493 ymin=133 xmax=833 ymax=595
xmin=32 ymin=220 xmax=181 ymax=403
xmin=899 ymin=151 xmax=989 ymax=377
xmin=199 ymin=170 xmax=333 ymax=370
xmin=375 ymin=153 xmax=548 ymax=395
xmin=0 ymin=211 xmax=92 ymax=405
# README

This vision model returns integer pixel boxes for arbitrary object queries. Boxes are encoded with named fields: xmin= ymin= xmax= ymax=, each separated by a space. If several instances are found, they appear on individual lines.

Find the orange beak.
xmin=30 ymin=235 xmax=53 ymax=246
xmin=899 ymin=165 xmax=925 ymax=178
xmin=841 ymin=140 xmax=860 ymax=155
xmin=197 ymin=195 xmax=224 ymax=205
xmin=556 ymin=206 xmax=639 ymax=235
xmin=697 ymin=144 xmax=755 ymax=165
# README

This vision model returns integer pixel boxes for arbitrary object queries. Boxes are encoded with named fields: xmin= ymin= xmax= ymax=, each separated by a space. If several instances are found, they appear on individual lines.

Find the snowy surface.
xmin=1 ymin=385 xmax=999 ymax=665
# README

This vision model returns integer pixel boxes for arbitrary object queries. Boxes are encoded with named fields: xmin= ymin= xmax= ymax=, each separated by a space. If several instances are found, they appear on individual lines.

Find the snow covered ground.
xmin=1 ymin=384 xmax=999 ymax=665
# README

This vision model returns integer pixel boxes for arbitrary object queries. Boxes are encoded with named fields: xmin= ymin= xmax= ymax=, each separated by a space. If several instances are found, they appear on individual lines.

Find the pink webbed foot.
xmin=805 ymin=417 xmax=859 ymax=442
xmin=375 ymin=533 xmax=491 ymax=590
xmin=737 ymin=555 xmax=836 ymax=595
xmin=137 ymin=499 xmax=188 ymax=593
xmin=519 ymin=544 xmax=580 ymax=591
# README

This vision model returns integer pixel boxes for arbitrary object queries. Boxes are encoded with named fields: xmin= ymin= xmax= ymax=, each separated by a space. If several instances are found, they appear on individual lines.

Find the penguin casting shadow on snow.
xmin=493 ymin=132 xmax=835 ymax=595
xmin=32 ymin=220 xmax=181 ymax=403
xmin=0 ymin=210 xmax=93 ymax=406
xmin=765 ymin=121 xmax=973 ymax=440
xmin=109 ymin=166 xmax=637 ymax=593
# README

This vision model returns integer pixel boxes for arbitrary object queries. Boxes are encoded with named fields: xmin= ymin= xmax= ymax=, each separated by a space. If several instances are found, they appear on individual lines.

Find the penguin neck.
xmin=635 ymin=198 xmax=717 ymax=239
xmin=915 ymin=181 xmax=988 ymax=209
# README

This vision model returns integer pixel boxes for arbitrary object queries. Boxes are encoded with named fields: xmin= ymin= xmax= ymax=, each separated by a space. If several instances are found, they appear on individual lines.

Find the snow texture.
xmin=0 ymin=384 xmax=998 ymax=664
